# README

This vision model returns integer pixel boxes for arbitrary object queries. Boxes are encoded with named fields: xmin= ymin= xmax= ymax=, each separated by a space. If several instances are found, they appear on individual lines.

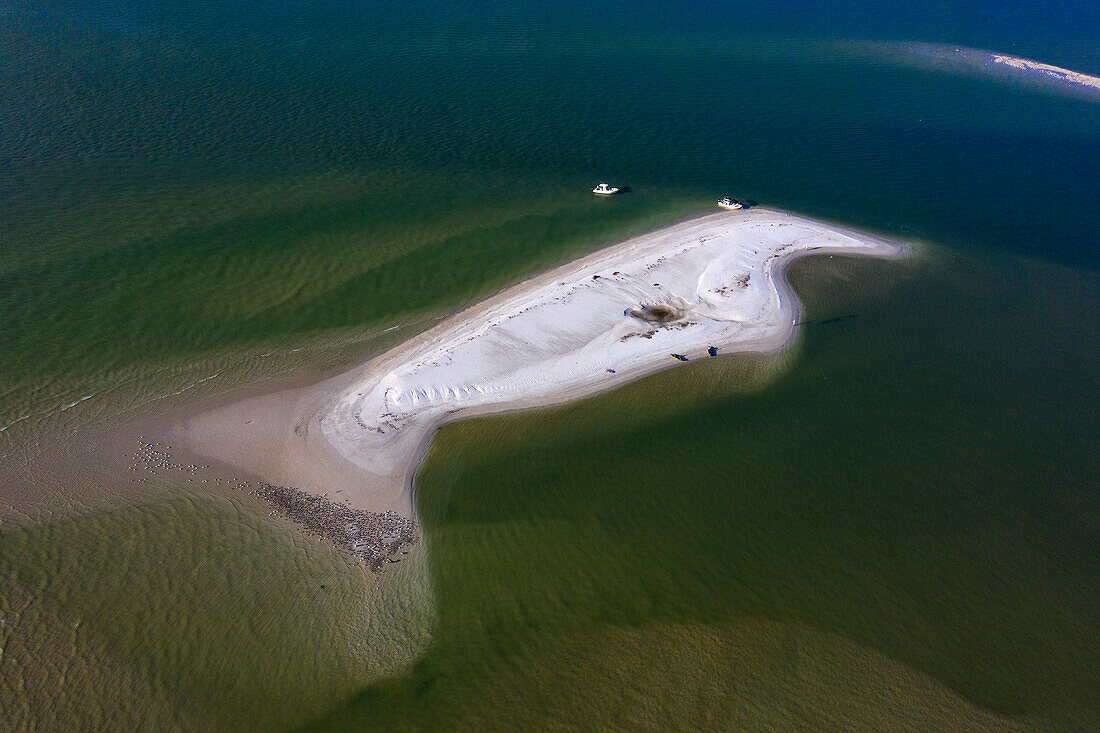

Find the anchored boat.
xmin=592 ymin=182 xmax=620 ymax=195
xmin=717 ymin=197 xmax=743 ymax=210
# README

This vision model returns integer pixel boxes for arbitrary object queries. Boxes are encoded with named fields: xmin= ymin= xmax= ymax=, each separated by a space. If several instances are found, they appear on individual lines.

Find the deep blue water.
xmin=4 ymin=0 xmax=1099 ymax=267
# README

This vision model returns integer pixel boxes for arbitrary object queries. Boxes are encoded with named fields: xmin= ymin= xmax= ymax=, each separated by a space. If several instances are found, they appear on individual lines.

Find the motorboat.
xmin=592 ymin=182 xmax=620 ymax=195
xmin=717 ymin=197 xmax=743 ymax=210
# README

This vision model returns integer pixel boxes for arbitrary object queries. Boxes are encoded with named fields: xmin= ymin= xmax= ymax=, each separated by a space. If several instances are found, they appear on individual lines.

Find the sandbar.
xmin=174 ymin=208 xmax=904 ymax=517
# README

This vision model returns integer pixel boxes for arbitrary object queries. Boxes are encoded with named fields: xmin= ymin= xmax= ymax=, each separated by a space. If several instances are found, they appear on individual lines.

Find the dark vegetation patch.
xmin=629 ymin=303 xmax=682 ymax=323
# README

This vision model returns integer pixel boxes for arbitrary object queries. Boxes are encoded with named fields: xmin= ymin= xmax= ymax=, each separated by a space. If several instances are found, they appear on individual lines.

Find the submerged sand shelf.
xmin=859 ymin=40 xmax=1100 ymax=100
xmin=178 ymin=209 xmax=904 ymax=516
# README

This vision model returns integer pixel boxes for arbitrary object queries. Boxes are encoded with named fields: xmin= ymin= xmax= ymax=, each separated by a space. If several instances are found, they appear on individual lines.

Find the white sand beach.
xmin=176 ymin=208 xmax=904 ymax=516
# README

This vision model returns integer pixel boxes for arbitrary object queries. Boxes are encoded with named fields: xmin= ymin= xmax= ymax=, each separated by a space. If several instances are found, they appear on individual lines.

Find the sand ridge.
xmin=176 ymin=208 xmax=904 ymax=516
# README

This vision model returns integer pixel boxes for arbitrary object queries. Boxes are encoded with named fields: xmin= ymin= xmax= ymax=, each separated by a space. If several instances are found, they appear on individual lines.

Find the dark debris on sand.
xmin=251 ymin=482 xmax=419 ymax=572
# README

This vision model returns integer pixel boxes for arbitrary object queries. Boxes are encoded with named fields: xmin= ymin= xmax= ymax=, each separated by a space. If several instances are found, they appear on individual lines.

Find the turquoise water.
xmin=1 ymin=1 xmax=1097 ymax=728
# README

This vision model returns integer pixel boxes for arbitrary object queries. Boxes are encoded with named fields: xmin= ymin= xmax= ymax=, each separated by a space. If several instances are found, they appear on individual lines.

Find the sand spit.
xmin=176 ymin=209 xmax=903 ymax=517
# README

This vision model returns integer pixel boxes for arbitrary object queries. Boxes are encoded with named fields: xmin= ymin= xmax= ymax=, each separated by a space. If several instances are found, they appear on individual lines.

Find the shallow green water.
xmin=1 ymin=485 xmax=436 ymax=730
xmin=310 ymin=251 xmax=1098 ymax=729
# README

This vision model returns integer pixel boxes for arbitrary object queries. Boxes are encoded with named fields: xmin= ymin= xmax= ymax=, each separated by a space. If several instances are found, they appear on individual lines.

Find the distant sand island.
xmin=177 ymin=209 xmax=904 ymax=524
xmin=989 ymin=52 xmax=1100 ymax=93
xmin=867 ymin=41 xmax=1100 ymax=100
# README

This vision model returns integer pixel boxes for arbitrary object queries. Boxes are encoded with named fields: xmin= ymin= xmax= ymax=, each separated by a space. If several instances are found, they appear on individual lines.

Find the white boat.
xmin=592 ymin=182 xmax=620 ymax=195
xmin=717 ymin=197 xmax=743 ymax=210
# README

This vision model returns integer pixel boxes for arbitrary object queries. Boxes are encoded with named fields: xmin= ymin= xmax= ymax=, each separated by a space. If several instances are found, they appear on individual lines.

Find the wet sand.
xmin=990 ymin=52 xmax=1100 ymax=94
